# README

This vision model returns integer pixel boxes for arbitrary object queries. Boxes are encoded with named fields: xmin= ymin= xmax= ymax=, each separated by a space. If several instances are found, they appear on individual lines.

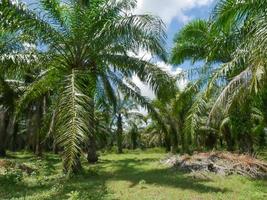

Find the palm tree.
xmin=126 ymin=112 xmax=145 ymax=150
xmin=170 ymin=19 xmax=241 ymax=66
xmin=207 ymin=0 xmax=267 ymax=114
xmin=1 ymin=0 xmax=175 ymax=173
xmin=170 ymin=0 xmax=267 ymax=153
xmin=109 ymin=93 xmax=139 ymax=153
xmin=151 ymin=99 xmax=181 ymax=153
xmin=0 ymin=18 xmax=35 ymax=156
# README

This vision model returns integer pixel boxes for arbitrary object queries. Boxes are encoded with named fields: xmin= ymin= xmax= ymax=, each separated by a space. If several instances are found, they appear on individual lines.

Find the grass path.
xmin=0 ymin=150 xmax=266 ymax=199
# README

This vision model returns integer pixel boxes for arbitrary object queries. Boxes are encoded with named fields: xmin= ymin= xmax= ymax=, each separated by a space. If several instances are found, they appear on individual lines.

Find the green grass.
xmin=0 ymin=149 xmax=266 ymax=200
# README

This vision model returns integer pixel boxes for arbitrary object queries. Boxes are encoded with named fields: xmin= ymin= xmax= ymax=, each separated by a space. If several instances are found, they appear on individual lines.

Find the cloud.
xmin=135 ymin=0 xmax=213 ymax=25
xmin=130 ymin=51 xmax=187 ymax=99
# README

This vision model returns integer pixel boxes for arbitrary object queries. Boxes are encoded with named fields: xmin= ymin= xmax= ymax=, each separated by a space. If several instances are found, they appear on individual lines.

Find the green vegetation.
xmin=0 ymin=0 xmax=267 ymax=199
xmin=1 ymin=150 xmax=266 ymax=200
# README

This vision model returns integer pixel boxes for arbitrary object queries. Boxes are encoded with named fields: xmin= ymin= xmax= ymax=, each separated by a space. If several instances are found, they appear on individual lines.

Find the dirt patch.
xmin=161 ymin=152 xmax=267 ymax=178
xmin=0 ymin=159 xmax=36 ymax=175
xmin=0 ymin=160 xmax=15 ymax=168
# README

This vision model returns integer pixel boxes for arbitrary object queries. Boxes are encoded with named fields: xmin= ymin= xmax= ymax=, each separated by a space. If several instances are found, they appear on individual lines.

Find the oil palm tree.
xmin=170 ymin=0 xmax=267 ymax=152
xmin=170 ymin=19 xmax=241 ymax=66
xmin=1 ymin=0 xmax=175 ymax=173
xmin=109 ymin=93 xmax=139 ymax=153
xmin=207 ymin=0 xmax=267 ymax=116
xmin=0 ymin=19 xmax=36 ymax=156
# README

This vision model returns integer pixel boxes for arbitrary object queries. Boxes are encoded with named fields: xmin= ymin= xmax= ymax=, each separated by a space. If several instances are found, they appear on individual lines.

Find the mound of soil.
xmin=161 ymin=152 xmax=267 ymax=178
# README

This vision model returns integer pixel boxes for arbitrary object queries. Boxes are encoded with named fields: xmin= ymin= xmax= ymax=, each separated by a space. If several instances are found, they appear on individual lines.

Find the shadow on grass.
xmin=0 ymin=172 xmax=111 ymax=200
xmin=1 ymin=152 xmax=231 ymax=200
xmin=95 ymin=158 xmax=230 ymax=194
xmin=0 ymin=153 xmax=111 ymax=200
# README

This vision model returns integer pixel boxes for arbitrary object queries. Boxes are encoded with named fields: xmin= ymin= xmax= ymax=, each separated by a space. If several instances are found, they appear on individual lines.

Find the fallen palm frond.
xmin=161 ymin=151 xmax=267 ymax=178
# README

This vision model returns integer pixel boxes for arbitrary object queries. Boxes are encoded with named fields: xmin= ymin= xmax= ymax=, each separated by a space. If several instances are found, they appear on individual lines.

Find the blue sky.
xmin=132 ymin=0 xmax=216 ymax=98
xmin=135 ymin=0 xmax=216 ymax=49
xmin=167 ymin=5 xmax=213 ymax=49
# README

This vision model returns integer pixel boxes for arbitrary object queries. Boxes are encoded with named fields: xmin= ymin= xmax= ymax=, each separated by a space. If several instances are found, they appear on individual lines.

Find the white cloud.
xmin=135 ymin=0 xmax=213 ymax=25
xmin=130 ymin=51 xmax=187 ymax=99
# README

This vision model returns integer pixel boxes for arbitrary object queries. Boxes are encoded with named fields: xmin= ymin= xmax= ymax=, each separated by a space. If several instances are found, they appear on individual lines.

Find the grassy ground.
xmin=0 ymin=149 xmax=266 ymax=200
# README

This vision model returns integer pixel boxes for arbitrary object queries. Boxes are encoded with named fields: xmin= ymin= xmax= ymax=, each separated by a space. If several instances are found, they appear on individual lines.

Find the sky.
xmin=133 ymin=0 xmax=215 ymax=99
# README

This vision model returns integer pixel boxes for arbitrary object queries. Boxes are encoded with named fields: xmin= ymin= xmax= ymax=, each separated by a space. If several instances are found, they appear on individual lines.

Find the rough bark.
xmin=87 ymin=135 xmax=98 ymax=163
xmin=170 ymin=128 xmax=178 ymax=154
xmin=131 ymin=129 xmax=137 ymax=150
xmin=34 ymin=101 xmax=43 ymax=156
xmin=117 ymin=113 xmax=123 ymax=154
xmin=164 ymin=132 xmax=171 ymax=152
xmin=11 ymin=120 xmax=19 ymax=152
xmin=0 ymin=109 xmax=9 ymax=157
xmin=87 ymin=102 xmax=98 ymax=163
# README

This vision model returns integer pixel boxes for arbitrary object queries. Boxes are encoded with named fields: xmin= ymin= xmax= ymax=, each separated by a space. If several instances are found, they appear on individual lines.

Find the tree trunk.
xmin=53 ymin=140 xmax=58 ymax=154
xmin=87 ymin=135 xmax=98 ymax=163
xmin=131 ymin=133 xmax=137 ymax=150
xmin=117 ymin=113 xmax=123 ymax=154
xmin=131 ymin=127 xmax=137 ymax=150
xmin=206 ymin=132 xmax=217 ymax=149
xmin=87 ymin=101 xmax=98 ymax=163
xmin=26 ymin=105 xmax=34 ymax=151
xmin=34 ymin=100 xmax=43 ymax=156
xmin=224 ymin=126 xmax=235 ymax=151
xmin=164 ymin=132 xmax=171 ymax=152
xmin=0 ymin=109 xmax=9 ymax=157
xmin=9 ymin=116 xmax=19 ymax=152
xmin=12 ymin=122 xmax=18 ymax=152
xmin=170 ymin=128 xmax=178 ymax=154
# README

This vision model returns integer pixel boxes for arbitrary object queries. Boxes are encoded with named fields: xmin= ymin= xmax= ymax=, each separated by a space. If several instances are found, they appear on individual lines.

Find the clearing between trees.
xmin=0 ymin=149 xmax=266 ymax=200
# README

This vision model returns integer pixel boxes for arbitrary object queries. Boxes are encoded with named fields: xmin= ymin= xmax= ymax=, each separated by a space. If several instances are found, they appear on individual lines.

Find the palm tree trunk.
xmin=224 ymin=126 xmax=235 ymax=151
xmin=0 ymin=109 xmax=9 ymax=157
xmin=164 ymin=132 xmax=171 ymax=152
xmin=34 ymin=100 xmax=43 ymax=156
xmin=53 ymin=140 xmax=58 ymax=154
xmin=87 ymin=100 xmax=98 ymax=163
xmin=131 ymin=130 xmax=137 ymax=150
xmin=8 ymin=115 xmax=18 ymax=152
xmin=117 ymin=113 xmax=123 ymax=154
xmin=26 ymin=105 xmax=34 ymax=151
xmin=11 ymin=121 xmax=18 ymax=151
xmin=170 ymin=126 xmax=178 ymax=154
xmin=87 ymin=135 xmax=98 ymax=163
xmin=35 ymin=96 xmax=47 ymax=156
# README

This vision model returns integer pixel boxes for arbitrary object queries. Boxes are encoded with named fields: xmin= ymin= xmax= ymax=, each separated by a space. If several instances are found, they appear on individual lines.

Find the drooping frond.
xmin=209 ymin=68 xmax=251 ymax=119
xmin=184 ymin=92 xmax=207 ymax=146
xmin=54 ymin=70 xmax=94 ymax=173
xmin=103 ymin=55 xmax=176 ymax=99
xmin=16 ymin=68 xmax=60 ymax=115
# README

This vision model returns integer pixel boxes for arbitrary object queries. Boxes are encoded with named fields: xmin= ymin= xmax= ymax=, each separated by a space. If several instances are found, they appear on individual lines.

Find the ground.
xmin=0 ymin=149 xmax=266 ymax=200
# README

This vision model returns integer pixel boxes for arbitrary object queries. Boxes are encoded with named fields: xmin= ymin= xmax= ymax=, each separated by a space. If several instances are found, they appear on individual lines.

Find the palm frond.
xmin=54 ymin=70 xmax=94 ymax=173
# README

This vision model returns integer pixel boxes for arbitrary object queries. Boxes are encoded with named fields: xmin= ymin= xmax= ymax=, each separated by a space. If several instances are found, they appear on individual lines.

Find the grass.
xmin=0 ymin=149 xmax=266 ymax=200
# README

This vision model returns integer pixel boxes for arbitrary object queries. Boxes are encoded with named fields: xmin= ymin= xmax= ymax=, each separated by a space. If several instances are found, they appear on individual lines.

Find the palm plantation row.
xmin=0 ymin=0 xmax=266 ymax=175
